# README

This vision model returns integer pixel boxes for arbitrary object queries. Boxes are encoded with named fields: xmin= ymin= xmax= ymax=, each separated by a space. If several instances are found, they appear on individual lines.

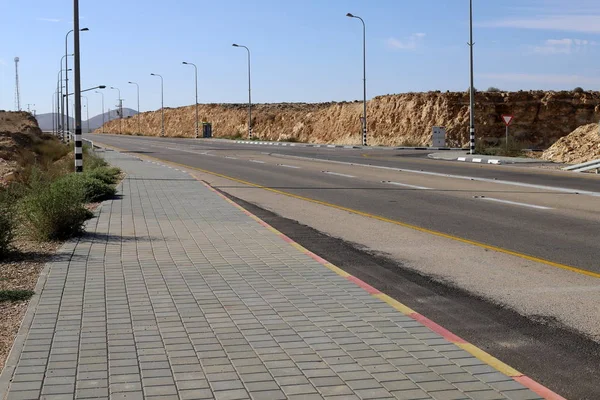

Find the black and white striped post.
xmin=73 ymin=0 xmax=83 ymax=172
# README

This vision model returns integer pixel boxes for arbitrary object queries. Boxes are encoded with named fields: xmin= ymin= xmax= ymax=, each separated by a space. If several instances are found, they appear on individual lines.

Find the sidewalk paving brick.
xmin=0 ymin=151 xmax=543 ymax=400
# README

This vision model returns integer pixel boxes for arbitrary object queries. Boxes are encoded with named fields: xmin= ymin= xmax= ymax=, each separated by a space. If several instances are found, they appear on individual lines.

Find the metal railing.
xmin=563 ymin=159 xmax=600 ymax=173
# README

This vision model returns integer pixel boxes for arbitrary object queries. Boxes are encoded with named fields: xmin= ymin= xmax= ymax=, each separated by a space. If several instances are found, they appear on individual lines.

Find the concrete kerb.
xmin=429 ymin=151 xmax=548 ymax=165
xmin=228 ymin=139 xmax=464 ymax=151
xmin=92 ymin=140 xmax=566 ymax=400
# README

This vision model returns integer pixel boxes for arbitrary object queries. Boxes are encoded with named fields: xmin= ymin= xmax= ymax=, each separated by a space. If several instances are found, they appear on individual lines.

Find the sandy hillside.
xmin=98 ymin=90 xmax=600 ymax=148
xmin=542 ymin=123 xmax=600 ymax=164
xmin=0 ymin=111 xmax=44 ymax=183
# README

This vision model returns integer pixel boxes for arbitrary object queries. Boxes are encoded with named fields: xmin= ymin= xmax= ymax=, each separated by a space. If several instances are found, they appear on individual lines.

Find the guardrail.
xmin=563 ymin=159 xmax=600 ymax=173
xmin=82 ymin=138 xmax=96 ymax=151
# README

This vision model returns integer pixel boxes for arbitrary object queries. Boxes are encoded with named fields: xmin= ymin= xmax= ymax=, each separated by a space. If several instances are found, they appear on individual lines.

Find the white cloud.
xmin=479 ymin=73 xmax=600 ymax=86
xmin=387 ymin=33 xmax=426 ymax=50
xmin=36 ymin=17 xmax=61 ymax=23
xmin=479 ymin=15 xmax=600 ymax=34
xmin=532 ymin=38 xmax=597 ymax=54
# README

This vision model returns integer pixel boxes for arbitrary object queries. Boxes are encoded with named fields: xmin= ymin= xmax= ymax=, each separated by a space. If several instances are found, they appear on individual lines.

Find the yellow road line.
xmin=97 ymin=140 xmax=600 ymax=280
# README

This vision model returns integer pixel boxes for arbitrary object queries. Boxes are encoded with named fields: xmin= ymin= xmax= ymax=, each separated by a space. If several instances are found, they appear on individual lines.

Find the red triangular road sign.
xmin=502 ymin=115 xmax=514 ymax=126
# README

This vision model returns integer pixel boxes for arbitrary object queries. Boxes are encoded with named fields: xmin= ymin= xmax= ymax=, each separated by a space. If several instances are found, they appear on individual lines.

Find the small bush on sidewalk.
xmin=20 ymin=178 xmax=92 ymax=241
xmin=83 ymin=146 xmax=108 ymax=171
xmin=85 ymin=166 xmax=121 ymax=185
xmin=55 ymin=174 xmax=116 ymax=203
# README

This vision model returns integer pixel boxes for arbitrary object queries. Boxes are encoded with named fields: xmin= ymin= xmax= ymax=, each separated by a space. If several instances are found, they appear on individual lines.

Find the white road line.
xmin=477 ymin=197 xmax=553 ymax=210
xmin=384 ymin=181 xmax=431 ymax=190
xmin=272 ymin=153 xmax=600 ymax=197
xmin=457 ymin=157 xmax=467 ymax=161
xmin=225 ymin=156 xmax=238 ymax=160
xmin=249 ymin=160 xmax=266 ymax=164
xmin=277 ymin=164 xmax=301 ymax=169
xmin=323 ymin=171 xmax=355 ymax=178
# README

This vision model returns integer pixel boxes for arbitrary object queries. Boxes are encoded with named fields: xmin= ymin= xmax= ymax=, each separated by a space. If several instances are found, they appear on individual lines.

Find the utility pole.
xmin=232 ymin=44 xmax=252 ymax=138
xmin=150 ymin=73 xmax=165 ymax=137
xmin=128 ymin=81 xmax=141 ymax=134
xmin=73 ymin=0 xmax=83 ymax=172
xmin=469 ymin=0 xmax=476 ymax=154
xmin=346 ymin=13 xmax=368 ymax=146
xmin=14 ymin=57 xmax=21 ymax=111
xmin=182 ymin=62 xmax=199 ymax=138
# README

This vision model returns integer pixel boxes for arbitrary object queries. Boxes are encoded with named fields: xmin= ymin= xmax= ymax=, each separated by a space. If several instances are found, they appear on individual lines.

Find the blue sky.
xmin=1 ymin=0 xmax=600 ymax=117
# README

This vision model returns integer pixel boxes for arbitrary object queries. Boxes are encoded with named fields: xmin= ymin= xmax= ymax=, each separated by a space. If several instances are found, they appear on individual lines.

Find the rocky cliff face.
xmin=97 ymin=91 xmax=600 ymax=148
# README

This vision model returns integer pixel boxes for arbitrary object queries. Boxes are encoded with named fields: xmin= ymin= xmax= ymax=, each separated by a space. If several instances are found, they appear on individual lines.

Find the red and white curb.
xmin=201 ymin=181 xmax=565 ymax=400
xmin=457 ymin=157 xmax=502 ymax=165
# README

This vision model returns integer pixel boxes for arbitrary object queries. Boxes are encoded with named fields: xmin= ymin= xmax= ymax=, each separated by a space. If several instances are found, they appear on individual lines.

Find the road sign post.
xmin=502 ymin=115 xmax=514 ymax=152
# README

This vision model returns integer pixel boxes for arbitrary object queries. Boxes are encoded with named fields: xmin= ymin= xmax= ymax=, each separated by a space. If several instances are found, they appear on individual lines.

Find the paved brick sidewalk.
xmin=0 ymin=151 xmax=542 ymax=400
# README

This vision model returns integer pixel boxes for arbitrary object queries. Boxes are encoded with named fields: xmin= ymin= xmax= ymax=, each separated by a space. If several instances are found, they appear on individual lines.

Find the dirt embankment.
xmin=542 ymin=123 xmax=600 ymax=164
xmin=0 ymin=112 xmax=44 ymax=183
xmin=98 ymin=90 xmax=600 ymax=148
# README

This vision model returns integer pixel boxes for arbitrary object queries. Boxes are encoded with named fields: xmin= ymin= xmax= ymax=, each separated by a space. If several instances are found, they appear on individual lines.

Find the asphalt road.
xmin=88 ymin=134 xmax=600 ymax=273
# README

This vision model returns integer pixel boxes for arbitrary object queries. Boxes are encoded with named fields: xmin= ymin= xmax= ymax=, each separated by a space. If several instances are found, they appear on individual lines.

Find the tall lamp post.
xmin=346 ymin=13 xmax=367 ymax=146
xmin=468 ymin=0 xmax=476 ymax=154
xmin=110 ymin=86 xmax=122 ymax=134
xmin=150 ymin=73 xmax=165 ymax=137
xmin=232 ymin=44 xmax=252 ymax=139
xmin=95 ymin=90 xmax=105 ymax=133
xmin=128 ymin=81 xmax=141 ymax=134
xmin=65 ymin=27 xmax=88 ymax=144
xmin=182 ymin=62 xmax=199 ymax=139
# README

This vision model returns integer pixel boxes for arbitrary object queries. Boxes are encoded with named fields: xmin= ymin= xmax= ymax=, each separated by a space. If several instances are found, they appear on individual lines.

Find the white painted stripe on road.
xmin=249 ymin=160 xmax=266 ymax=164
xmin=272 ymin=153 xmax=600 ymax=198
xmin=277 ymin=164 xmax=301 ymax=169
xmin=458 ymin=157 xmax=467 ymax=161
xmin=225 ymin=156 xmax=238 ymax=160
xmin=478 ymin=197 xmax=553 ymax=210
xmin=323 ymin=171 xmax=355 ymax=178
xmin=385 ymin=181 xmax=431 ymax=190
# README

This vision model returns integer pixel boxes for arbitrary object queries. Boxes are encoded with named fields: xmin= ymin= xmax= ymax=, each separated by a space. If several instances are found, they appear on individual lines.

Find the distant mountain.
xmin=36 ymin=108 xmax=138 ymax=133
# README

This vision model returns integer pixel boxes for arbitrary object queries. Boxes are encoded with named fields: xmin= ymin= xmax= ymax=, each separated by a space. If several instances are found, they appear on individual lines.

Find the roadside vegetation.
xmin=0 ymin=137 xmax=121 ymax=256
xmin=475 ymin=137 xmax=525 ymax=157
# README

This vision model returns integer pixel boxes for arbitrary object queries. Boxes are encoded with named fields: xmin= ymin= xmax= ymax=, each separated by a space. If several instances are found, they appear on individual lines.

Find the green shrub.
xmin=20 ymin=177 xmax=93 ymax=241
xmin=54 ymin=174 xmax=116 ymax=203
xmin=83 ymin=146 xmax=108 ymax=171
xmin=0 ymin=290 xmax=35 ymax=302
xmin=85 ymin=167 xmax=121 ymax=185
xmin=0 ymin=189 xmax=15 ymax=258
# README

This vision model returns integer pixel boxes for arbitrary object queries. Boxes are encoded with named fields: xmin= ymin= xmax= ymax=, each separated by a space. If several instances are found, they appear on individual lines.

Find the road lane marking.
xmin=273 ymin=153 xmax=600 ymax=197
xmin=323 ymin=171 xmax=355 ymax=178
xmin=92 ymin=140 xmax=600 ymax=280
xmin=249 ymin=160 xmax=266 ymax=164
xmin=277 ymin=164 xmax=300 ymax=169
xmin=384 ymin=181 xmax=431 ymax=190
xmin=225 ymin=156 xmax=238 ymax=160
xmin=477 ymin=197 xmax=553 ymax=210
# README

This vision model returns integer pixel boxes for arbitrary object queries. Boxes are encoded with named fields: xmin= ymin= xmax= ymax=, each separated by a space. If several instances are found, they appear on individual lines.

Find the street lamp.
xmin=346 ymin=13 xmax=368 ymax=146
xmin=182 ymin=62 xmax=199 ymax=139
xmin=110 ymin=86 xmax=122 ymax=134
xmin=468 ymin=0 xmax=476 ymax=154
xmin=128 ymin=81 xmax=141 ymax=134
xmin=232 ymin=44 xmax=253 ymax=139
xmin=150 ymin=73 xmax=165 ymax=137
xmin=95 ymin=90 xmax=105 ymax=133
xmin=65 ymin=27 xmax=88 ymax=144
